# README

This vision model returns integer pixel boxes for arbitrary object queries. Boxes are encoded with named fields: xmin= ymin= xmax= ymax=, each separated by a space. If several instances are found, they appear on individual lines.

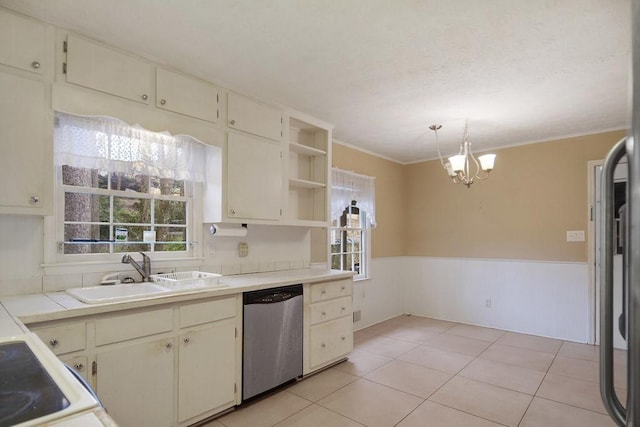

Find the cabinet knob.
xmin=341 ymin=307 xmax=346 ymax=311
xmin=74 ymin=362 xmax=84 ymax=371
xmin=160 ymin=99 xmax=166 ymax=105
xmin=341 ymin=286 xmax=345 ymax=291
xmin=31 ymin=61 xmax=40 ymax=69
xmin=49 ymin=338 xmax=58 ymax=347
xmin=230 ymin=209 xmax=236 ymax=215
xmin=341 ymin=336 xmax=346 ymax=341
xmin=30 ymin=196 xmax=39 ymax=204
xmin=183 ymin=337 xmax=190 ymax=344
xmin=141 ymin=94 xmax=148 ymax=100
xmin=229 ymin=119 xmax=236 ymax=125
xmin=321 ymin=311 xmax=326 ymax=316
xmin=321 ymin=343 xmax=326 ymax=348
xmin=321 ymin=290 xmax=326 ymax=295
xmin=165 ymin=342 xmax=173 ymax=349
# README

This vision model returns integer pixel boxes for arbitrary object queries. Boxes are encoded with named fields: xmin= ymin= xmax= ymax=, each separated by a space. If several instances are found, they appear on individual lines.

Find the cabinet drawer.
xmin=310 ymin=279 xmax=352 ymax=303
xmin=310 ymin=296 xmax=352 ymax=325
xmin=179 ymin=297 xmax=236 ymax=328
xmin=227 ymin=92 xmax=282 ymax=141
xmin=309 ymin=316 xmax=353 ymax=370
xmin=96 ymin=307 xmax=173 ymax=346
xmin=32 ymin=322 xmax=85 ymax=355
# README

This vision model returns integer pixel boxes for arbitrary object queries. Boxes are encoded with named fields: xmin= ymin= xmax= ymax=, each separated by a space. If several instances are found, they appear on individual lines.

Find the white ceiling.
xmin=0 ymin=0 xmax=631 ymax=163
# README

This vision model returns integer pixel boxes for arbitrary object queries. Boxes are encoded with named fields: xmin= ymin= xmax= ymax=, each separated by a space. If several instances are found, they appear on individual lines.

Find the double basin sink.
xmin=65 ymin=272 xmax=228 ymax=304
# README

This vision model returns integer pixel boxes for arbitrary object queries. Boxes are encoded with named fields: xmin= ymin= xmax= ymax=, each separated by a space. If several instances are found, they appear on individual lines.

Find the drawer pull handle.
xmin=341 ymin=286 xmax=345 ymax=290
xmin=49 ymin=338 xmax=58 ymax=347
xmin=321 ymin=343 xmax=326 ymax=348
xmin=31 ymin=61 xmax=40 ymax=69
xmin=30 ymin=196 xmax=39 ymax=204
xmin=165 ymin=342 xmax=173 ymax=349
xmin=321 ymin=311 xmax=326 ymax=316
xmin=74 ymin=363 xmax=84 ymax=371
xmin=183 ymin=337 xmax=190 ymax=344
xmin=341 ymin=336 xmax=346 ymax=341
xmin=160 ymin=99 xmax=167 ymax=105
xmin=341 ymin=306 xmax=346 ymax=311
xmin=230 ymin=119 xmax=236 ymax=125
xmin=321 ymin=290 xmax=326 ymax=295
xmin=141 ymin=94 xmax=148 ymax=100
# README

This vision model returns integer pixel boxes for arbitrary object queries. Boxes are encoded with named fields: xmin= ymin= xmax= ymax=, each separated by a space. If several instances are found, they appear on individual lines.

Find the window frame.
xmin=329 ymin=206 xmax=370 ymax=281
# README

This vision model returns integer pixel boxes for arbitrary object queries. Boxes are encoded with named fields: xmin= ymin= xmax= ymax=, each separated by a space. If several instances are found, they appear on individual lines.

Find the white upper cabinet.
xmin=0 ymin=10 xmax=47 ymax=74
xmin=227 ymin=92 xmax=282 ymax=141
xmin=156 ymin=67 xmax=219 ymax=123
xmin=227 ymin=131 xmax=283 ymax=221
xmin=65 ymin=34 xmax=153 ymax=104
xmin=0 ymin=69 xmax=50 ymax=214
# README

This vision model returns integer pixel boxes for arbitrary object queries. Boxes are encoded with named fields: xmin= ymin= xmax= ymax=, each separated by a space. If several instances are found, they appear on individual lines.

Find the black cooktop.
xmin=0 ymin=341 xmax=69 ymax=427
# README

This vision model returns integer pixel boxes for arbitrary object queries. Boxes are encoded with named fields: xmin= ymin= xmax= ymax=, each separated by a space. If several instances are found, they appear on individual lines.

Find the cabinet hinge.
xmin=63 ymin=40 xmax=67 ymax=53
xmin=92 ymin=361 xmax=97 ymax=376
xmin=62 ymin=62 xmax=67 ymax=74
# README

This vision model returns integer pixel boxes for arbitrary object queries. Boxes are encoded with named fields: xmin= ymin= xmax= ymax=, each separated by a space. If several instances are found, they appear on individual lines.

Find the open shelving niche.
xmin=286 ymin=116 xmax=331 ymax=225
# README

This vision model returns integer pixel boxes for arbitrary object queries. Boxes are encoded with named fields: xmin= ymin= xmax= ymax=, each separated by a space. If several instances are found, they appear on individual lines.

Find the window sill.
xmin=353 ymin=276 xmax=371 ymax=283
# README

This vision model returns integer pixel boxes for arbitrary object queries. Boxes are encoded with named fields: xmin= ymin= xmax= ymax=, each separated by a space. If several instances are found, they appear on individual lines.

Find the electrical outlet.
xmin=485 ymin=298 xmax=492 ymax=308
xmin=238 ymin=242 xmax=249 ymax=257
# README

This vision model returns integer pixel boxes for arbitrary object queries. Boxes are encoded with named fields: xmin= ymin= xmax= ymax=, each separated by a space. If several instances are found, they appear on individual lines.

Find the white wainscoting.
xmin=402 ymin=257 xmax=590 ymax=343
xmin=352 ymin=257 xmax=405 ymax=330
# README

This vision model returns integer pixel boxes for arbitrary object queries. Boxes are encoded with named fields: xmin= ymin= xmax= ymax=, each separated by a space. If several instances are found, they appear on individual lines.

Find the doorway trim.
xmin=587 ymin=159 xmax=603 ymax=345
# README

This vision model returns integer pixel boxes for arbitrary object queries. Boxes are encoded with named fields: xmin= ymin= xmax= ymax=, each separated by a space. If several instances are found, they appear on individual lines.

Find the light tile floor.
xmin=206 ymin=315 xmax=624 ymax=427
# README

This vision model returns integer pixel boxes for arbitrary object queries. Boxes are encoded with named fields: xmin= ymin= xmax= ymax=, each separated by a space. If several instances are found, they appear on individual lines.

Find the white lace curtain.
xmin=331 ymin=168 xmax=376 ymax=228
xmin=54 ymin=112 xmax=208 ymax=182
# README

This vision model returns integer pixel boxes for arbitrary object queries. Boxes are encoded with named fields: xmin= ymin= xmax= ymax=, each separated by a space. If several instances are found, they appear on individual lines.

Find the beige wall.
xmin=404 ymin=130 xmax=625 ymax=262
xmin=314 ymin=131 xmax=623 ymax=264
xmin=310 ymin=142 xmax=406 ymax=262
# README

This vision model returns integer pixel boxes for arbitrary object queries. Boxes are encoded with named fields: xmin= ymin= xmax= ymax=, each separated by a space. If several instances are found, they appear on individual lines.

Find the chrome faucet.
xmin=121 ymin=252 xmax=152 ymax=282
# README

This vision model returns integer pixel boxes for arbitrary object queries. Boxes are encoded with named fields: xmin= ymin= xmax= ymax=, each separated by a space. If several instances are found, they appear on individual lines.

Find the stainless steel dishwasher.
xmin=242 ymin=284 xmax=303 ymax=401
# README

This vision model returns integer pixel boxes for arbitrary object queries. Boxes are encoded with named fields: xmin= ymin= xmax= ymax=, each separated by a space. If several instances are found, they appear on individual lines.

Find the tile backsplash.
xmin=0 ymin=215 xmax=311 ymax=296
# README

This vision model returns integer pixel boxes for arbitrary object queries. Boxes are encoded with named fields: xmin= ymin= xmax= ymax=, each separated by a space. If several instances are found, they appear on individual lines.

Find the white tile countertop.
xmin=0 ymin=268 xmax=354 ymax=427
xmin=1 ymin=268 xmax=354 ymax=324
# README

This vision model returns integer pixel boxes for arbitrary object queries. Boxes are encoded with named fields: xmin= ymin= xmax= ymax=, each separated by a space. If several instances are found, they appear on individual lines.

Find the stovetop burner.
xmin=0 ymin=342 xmax=69 ymax=427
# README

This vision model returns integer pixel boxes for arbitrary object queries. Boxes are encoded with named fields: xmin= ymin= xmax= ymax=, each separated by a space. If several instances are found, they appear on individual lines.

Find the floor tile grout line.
xmin=515 ymin=340 xmax=563 ymax=426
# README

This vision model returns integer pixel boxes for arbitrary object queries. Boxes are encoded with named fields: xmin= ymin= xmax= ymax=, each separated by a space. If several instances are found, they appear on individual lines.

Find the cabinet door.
xmin=0 ymin=71 xmax=49 ymax=213
xmin=96 ymin=338 xmax=174 ymax=427
xmin=156 ymin=68 xmax=219 ymax=123
xmin=60 ymin=355 xmax=89 ymax=382
xmin=178 ymin=318 xmax=236 ymax=423
xmin=0 ymin=9 xmax=47 ymax=74
xmin=227 ymin=93 xmax=282 ymax=141
xmin=65 ymin=34 xmax=152 ymax=104
xmin=309 ymin=315 xmax=353 ymax=370
xmin=227 ymin=132 xmax=282 ymax=221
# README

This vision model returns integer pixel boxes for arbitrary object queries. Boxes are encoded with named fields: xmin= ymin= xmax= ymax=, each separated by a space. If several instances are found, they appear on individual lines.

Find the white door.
xmin=594 ymin=161 xmax=627 ymax=349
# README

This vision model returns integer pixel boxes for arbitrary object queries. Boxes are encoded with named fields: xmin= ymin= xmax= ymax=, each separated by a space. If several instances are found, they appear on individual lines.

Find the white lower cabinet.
xmin=178 ymin=318 xmax=236 ymax=423
xmin=305 ymin=278 xmax=354 ymax=374
xmin=96 ymin=337 xmax=175 ymax=427
xmin=28 ymin=295 xmax=240 ymax=427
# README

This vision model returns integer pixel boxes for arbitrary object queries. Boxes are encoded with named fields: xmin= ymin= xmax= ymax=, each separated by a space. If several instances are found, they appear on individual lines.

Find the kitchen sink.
xmin=65 ymin=272 xmax=229 ymax=304
xmin=66 ymin=282 xmax=171 ymax=304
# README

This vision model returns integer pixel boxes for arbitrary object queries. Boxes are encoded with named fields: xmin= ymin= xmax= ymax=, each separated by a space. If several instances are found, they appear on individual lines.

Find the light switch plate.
xmin=566 ymin=230 xmax=585 ymax=242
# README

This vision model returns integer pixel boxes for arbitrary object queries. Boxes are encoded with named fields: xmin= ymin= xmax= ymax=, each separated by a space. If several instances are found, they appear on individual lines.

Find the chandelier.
xmin=429 ymin=122 xmax=496 ymax=188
